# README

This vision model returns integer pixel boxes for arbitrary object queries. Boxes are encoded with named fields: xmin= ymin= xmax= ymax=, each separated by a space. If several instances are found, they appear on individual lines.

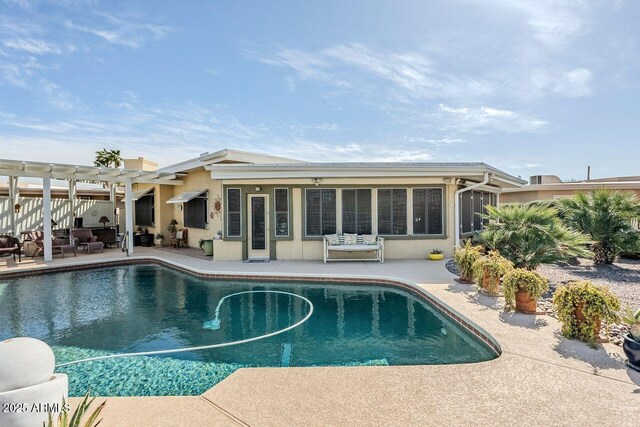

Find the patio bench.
xmin=0 ymin=235 xmax=21 ymax=262
xmin=323 ymin=233 xmax=384 ymax=263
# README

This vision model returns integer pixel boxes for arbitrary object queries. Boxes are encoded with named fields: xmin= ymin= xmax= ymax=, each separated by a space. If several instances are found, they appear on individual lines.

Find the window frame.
xmin=304 ymin=188 xmax=337 ymax=238
xmin=184 ymin=191 xmax=208 ymax=229
xmin=226 ymin=188 xmax=242 ymax=238
xmin=376 ymin=188 xmax=408 ymax=236
xmin=273 ymin=187 xmax=290 ymax=238
xmin=134 ymin=189 xmax=155 ymax=227
xmin=412 ymin=187 xmax=444 ymax=236
xmin=341 ymin=188 xmax=373 ymax=235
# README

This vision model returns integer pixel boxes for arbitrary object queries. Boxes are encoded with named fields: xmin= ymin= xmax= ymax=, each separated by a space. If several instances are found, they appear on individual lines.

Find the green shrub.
xmin=502 ymin=269 xmax=548 ymax=311
xmin=47 ymin=392 xmax=105 ymax=427
xmin=453 ymin=240 xmax=483 ymax=281
xmin=552 ymin=281 xmax=620 ymax=344
xmin=472 ymin=251 xmax=514 ymax=294
xmin=559 ymin=189 xmax=640 ymax=264
xmin=477 ymin=203 xmax=590 ymax=270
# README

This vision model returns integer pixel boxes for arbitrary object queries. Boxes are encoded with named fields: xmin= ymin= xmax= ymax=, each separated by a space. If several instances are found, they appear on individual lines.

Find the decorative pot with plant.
xmin=453 ymin=240 xmax=484 ymax=283
xmin=214 ymin=230 xmax=222 ymax=240
xmin=622 ymin=305 xmax=640 ymax=371
xmin=472 ymin=251 xmax=514 ymax=296
xmin=155 ymin=233 xmax=164 ymax=248
xmin=429 ymin=249 xmax=444 ymax=261
xmin=552 ymin=281 xmax=620 ymax=345
xmin=199 ymin=238 xmax=214 ymax=256
xmin=502 ymin=269 xmax=548 ymax=314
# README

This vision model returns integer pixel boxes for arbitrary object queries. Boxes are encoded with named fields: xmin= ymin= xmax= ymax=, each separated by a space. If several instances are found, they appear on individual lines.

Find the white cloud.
xmin=2 ymin=38 xmax=65 ymax=54
xmin=465 ymin=0 xmax=591 ymax=48
xmin=435 ymin=104 xmax=547 ymax=133
xmin=245 ymin=43 xmax=492 ymax=100
xmin=531 ymin=67 xmax=593 ymax=97
xmin=65 ymin=13 xmax=170 ymax=49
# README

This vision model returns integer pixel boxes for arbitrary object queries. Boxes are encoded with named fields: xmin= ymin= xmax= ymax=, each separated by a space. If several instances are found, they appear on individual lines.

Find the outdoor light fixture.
xmin=14 ymin=203 xmax=20 ymax=213
xmin=312 ymin=178 xmax=322 ymax=186
xmin=99 ymin=216 xmax=110 ymax=228
xmin=255 ymin=186 xmax=261 ymax=192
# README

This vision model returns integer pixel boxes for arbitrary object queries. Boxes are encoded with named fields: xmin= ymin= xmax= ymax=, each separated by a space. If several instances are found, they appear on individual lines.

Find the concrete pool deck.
xmin=1 ymin=248 xmax=639 ymax=426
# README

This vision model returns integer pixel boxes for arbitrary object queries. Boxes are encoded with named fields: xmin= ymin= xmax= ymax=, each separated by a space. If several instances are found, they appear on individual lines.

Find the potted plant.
xmin=502 ymin=269 xmax=549 ymax=314
xmin=552 ymin=281 xmax=620 ymax=345
xmin=429 ymin=249 xmax=444 ymax=261
xmin=453 ymin=240 xmax=483 ymax=283
xmin=472 ymin=251 xmax=514 ymax=296
xmin=214 ymin=230 xmax=222 ymax=240
xmin=199 ymin=238 xmax=214 ymax=256
xmin=155 ymin=233 xmax=164 ymax=248
xmin=622 ymin=305 xmax=640 ymax=372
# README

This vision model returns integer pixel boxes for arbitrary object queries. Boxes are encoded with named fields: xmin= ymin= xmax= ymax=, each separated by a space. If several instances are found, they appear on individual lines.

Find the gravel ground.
xmin=446 ymin=257 xmax=640 ymax=346
xmin=537 ymin=257 xmax=640 ymax=308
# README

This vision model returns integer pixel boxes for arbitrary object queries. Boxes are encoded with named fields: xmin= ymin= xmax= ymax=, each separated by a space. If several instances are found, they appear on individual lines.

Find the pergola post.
xmin=68 ymin=180 xmax=76 ymax=229
xmin=43 ymin=177 xmax=52 ymax=262
xmin=124 ymin=178 xmax=134 ymax=254
xmin=8 ymin=176 xmax=18 ymax=236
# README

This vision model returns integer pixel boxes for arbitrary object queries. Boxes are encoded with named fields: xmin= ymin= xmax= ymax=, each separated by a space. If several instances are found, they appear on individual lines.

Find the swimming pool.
xmin=0 ymin=264 xmax=498 ymax=396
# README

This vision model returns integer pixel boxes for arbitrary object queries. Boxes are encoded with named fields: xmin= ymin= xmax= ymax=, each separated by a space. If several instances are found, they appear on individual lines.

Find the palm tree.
xmin=559 ymin=189 xmax=640 ymax=264
xmin=477 ymin=203 xmax=590 ymax=270
xmin=94 ymin=149 xmax=123 ymax=168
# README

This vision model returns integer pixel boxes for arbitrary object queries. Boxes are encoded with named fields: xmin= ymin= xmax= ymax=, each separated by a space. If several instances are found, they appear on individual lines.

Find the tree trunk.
xmin=592 ymin=243 xmax=616 ymax=264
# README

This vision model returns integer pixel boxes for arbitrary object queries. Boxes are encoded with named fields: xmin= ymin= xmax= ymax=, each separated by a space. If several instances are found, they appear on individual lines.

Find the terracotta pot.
xmin=575 ymin=303 xmax=601 ymax=338
xmin=515 ymin=288 xmax=537 ymax=314
xmin=482 ymin=271 xmax=500 ymax=296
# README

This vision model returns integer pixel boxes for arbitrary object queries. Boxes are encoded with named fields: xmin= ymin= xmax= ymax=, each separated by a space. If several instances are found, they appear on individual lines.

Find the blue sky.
xmin=1 ymin=0 xmax=639 ymax=180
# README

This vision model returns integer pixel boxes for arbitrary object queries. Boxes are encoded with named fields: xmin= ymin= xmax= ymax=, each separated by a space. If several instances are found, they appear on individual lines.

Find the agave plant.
xmin=559 ymin=189 xmax=640 ymax=264
xmin=622 ymin=305 xmax=640 ymax=341
xmin=477 ymin=203 xmax=590 ymax=270
xmin=47 ymin=393 xmax=105 ymax=427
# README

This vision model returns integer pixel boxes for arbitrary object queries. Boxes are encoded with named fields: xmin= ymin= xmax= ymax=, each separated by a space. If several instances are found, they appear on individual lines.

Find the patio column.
xmin=8 ymin=176 xmax=18 ymax=236
xmin=68 ymin=180 xmax=76 ymax=230
xmin=124 ymin=178 xmax=134 ymax=254
xmin=43 ymin=177 xmax=52 ymax=262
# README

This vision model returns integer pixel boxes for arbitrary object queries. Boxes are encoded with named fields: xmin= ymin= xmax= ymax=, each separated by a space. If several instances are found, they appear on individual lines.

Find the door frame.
xmin=247 ymin=193 xmax=270 ymax=260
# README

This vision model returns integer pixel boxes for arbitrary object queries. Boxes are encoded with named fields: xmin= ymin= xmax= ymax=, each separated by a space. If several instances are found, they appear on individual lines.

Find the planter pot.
xmin=575 ymin=303 xmax=601 ymax=339
xmin=515 ymin=288 xmax=538 ymax=314
xmin=623 ymin=334 xmax=640 ymax=371
xmin=139 ymin=233 xmax=154 ymax=247
xmin=429 ymin=254 xmax=444 ymax=261
xmin=482 ymin=271 xmax=500 ymax=296
xmin=200 ymin=240 xmax=214 ymax=256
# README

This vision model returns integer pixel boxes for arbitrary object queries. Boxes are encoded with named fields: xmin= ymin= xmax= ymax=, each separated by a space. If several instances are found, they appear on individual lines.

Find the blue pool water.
xmin=0 ymin=265 xmax=496 ymax=396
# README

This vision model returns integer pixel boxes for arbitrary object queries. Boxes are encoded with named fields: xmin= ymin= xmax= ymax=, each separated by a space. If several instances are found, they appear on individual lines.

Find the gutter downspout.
xmin=454 ymin=172 xmax=490 ymax=248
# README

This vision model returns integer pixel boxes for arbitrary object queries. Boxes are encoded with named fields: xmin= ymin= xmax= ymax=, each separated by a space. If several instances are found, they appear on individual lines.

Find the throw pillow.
xmin=325 ymin=234 xmax=339 ymax=245
xmin=362 ymin=234 xmax=377 ymax=245
xmin=343 ymin=233 xmax=358 ymax=245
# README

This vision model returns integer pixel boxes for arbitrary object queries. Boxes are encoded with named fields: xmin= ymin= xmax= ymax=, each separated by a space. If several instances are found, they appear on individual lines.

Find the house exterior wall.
xmin=138 ymin=172 xmax=503 ymax=261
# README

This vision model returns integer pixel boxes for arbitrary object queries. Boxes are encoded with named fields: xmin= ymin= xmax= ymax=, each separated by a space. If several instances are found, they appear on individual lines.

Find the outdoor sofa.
xmin=323 ymin=233 xmax=384 ymax=263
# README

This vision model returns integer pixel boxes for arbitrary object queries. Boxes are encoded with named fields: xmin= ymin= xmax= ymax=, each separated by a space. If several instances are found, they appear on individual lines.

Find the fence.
xmin=0 ymin=196 xmax=114 ymax=234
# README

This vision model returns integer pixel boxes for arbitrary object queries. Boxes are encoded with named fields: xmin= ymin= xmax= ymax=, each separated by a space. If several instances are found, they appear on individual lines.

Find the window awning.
xmin=131 ymin=188 xmax=154 ymax=201
xmin=166 ymin=189 xmax=207 ymax=204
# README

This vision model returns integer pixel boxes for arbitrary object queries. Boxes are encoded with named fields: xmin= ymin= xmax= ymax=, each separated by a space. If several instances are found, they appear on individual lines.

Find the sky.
xmin=0 ymin=0 xmax=639 ymax=181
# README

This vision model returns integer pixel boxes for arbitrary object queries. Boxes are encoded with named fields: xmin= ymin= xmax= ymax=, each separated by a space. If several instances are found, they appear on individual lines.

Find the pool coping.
xmin=0 ymin=255 xmax=502 ymax=358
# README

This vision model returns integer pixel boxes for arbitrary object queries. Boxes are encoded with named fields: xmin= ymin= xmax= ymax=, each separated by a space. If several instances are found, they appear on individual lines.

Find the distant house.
xmin=128 ymin=149 xmax=525 ymax=261
xmin=501 ymin=174 xmax=640 ymax=204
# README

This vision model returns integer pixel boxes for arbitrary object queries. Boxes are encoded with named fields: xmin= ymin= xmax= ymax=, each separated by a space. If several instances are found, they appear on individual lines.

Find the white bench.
xmin=323 ymin=234 xmax=384 ymax=263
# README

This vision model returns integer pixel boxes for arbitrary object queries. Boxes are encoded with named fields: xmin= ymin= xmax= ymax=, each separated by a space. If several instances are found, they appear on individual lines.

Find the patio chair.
xmin=32 ymin=238 xmax=77 ymax=258
xmin=0 ymin=235 xmax=21 ymax=262
xmin=169 ymin=228 xmax=188 ymax=248
xmin=72 ymin=229 xmax=105 ymax=254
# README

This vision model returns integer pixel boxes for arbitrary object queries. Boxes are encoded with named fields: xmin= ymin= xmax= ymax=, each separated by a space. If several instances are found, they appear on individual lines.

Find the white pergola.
xmin=0 ymin=159 xmax=183 ymax=261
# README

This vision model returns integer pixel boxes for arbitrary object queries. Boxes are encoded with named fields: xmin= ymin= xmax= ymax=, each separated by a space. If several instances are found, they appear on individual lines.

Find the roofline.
xmin=206 ymin=162 xmax=526 ymax=188
xmin=157 ymin=148 xmax=303 ymax=173
xmin=504 ymin=181 xmax=640 ymax=193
